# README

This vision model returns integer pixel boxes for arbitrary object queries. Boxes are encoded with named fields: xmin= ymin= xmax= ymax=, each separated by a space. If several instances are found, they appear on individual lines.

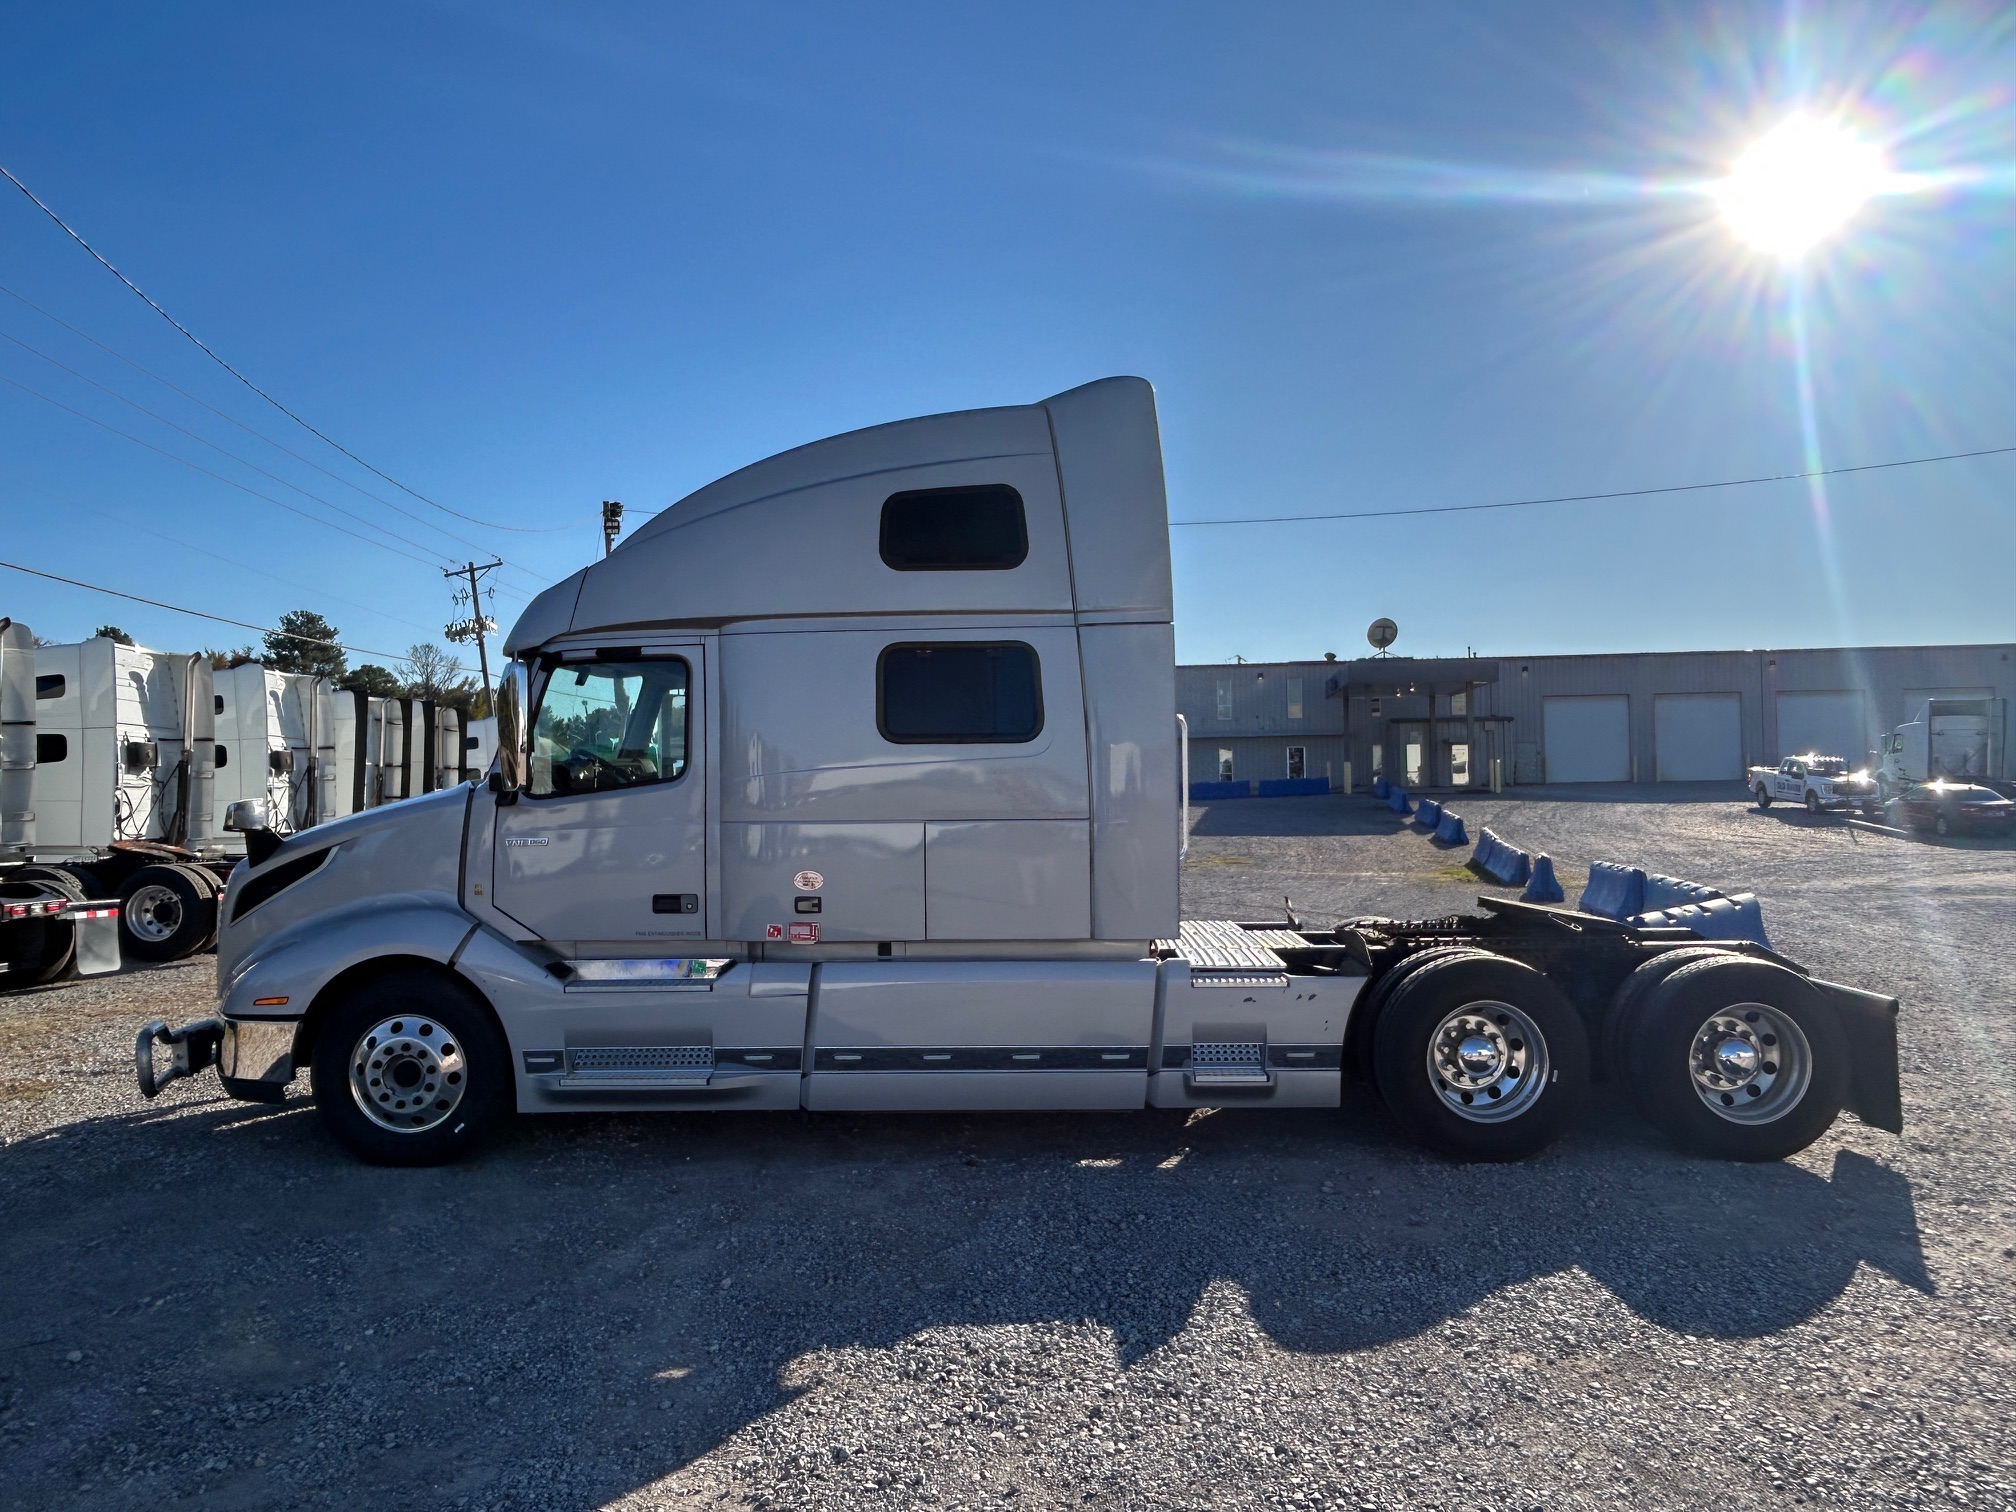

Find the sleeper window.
xmin=528 ymin=659 xmax=689 ymax=797
xmin=879 ymin=486 xmax=1028 ymax=571
xmin=878 ymin=643 xmax=1041 ymax=744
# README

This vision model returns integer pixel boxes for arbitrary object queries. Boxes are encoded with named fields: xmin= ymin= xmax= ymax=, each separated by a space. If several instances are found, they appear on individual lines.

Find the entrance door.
xmin=1388 ymin=722 xmax=1428 ymax=787
xmin=493 ymin=650 xmax=706 ymax=944
xmin=1285 ymin=745 xmax=1306 ymax=780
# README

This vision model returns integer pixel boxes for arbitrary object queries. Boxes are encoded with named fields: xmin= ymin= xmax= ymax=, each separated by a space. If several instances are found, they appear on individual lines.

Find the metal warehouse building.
xmin=1179 ymin=642 xmax=2014 ymax=790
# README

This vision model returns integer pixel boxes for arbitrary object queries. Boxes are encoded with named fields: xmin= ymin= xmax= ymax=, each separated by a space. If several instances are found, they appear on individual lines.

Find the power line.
xmin=0 ymin=282 xmax=566 ymax=591
xmin=0 ymin=368 xmax=451 ymax=568
xmin=0 ymin=554 xmax=472 ymax=669
xmin=1171 ymin=443 xmax=2016 ymax=526
xmin=0 ymin=160 xmax=588 ymax=535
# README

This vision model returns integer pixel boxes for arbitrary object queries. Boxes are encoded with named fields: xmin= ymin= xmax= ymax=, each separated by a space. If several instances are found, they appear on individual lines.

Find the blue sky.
xmin=2 ymin=1 xmax=2012 ymax=670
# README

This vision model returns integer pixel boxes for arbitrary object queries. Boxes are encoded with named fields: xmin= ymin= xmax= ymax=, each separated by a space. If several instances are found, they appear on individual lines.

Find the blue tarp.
xmin=1629 ymin=893 xmax=1773 ymax=950
xmin=1257 ymin=776 xmax=1331 ymax=797
xmin=1578 ymin=861 xmax=1648 ymax=920
xmin=1188 ymin=780 xmax=1252 ymax=801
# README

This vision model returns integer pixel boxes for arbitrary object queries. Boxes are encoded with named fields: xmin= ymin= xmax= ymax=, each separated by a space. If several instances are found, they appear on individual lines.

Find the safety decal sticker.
xmin=765 ymin=923 xmax=785 ymax=941
xmin=788 ymin=922 xmax=820 ymax=944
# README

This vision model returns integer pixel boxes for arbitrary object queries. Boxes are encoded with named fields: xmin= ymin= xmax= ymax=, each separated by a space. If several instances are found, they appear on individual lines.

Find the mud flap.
xmin=1812 ymin=980 xmax=1903 ymax=1134
xmin=134 ymin=1018 xmax=223 ymax=1098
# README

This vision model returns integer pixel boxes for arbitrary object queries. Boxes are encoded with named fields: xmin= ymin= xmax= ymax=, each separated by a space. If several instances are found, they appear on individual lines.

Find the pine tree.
xmin=262 ymin=610 xmax=347 ymax=678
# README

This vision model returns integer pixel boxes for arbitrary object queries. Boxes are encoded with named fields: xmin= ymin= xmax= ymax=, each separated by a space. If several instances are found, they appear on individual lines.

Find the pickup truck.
xmin=1750 ymin=755 xmax=1882 ymax=816
xmin=132 ymin=377 xmax=1904 ymax=1171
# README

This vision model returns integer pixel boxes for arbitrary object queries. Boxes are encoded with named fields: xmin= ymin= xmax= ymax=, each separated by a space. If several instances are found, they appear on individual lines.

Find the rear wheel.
xmin=1600 ymin=945 xmax=1735 ymax=1080
xmin=1371 ymin=952 xmax=1590 ymax=1161
xmin=0 ymin=870 xmax=84 ymax=987
xmin=119 ymin=865 xmax=216 ymax=962
xmin=1755 ymin=785 xmax=1772 ymax=809
xmin=1619 ymin=957 xmax=1846 ymax=1161
xmin=170 ymin=864 xmax=225 ymax=953
xmin=310 ymin=970 xmax=511 ymax=1166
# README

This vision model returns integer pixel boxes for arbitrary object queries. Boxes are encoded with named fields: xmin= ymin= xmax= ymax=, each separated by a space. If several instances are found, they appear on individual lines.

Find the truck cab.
xmin=144 ymin=379 xmax=1902 ymax=1171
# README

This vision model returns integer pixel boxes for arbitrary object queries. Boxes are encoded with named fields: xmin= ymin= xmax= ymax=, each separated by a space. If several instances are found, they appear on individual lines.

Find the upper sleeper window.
xmin=878 ymin=643 xmax=1042 ymax=744
xmin=35 ymin=674 xmax=64 ymax=700
xmin=879 ymin=486 xmax=1028 ymax=571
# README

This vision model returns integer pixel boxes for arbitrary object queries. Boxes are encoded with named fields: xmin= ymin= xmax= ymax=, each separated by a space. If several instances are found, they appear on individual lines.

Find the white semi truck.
xmin=1876 ymin=698 xmax=2005 ymax=797
xmin=134 ymin=379 xmax=1904 ymax=1167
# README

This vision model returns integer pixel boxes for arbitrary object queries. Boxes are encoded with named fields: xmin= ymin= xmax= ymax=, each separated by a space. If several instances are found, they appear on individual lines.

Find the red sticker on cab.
xmin=765 ymin=923 xmax=785 ymax=941
xmin=788 ymin=922 xmax=820 ymax=944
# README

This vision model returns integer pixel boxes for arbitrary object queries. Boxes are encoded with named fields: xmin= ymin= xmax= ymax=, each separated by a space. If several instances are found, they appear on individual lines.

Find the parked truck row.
xmin=0 ymin=619 xmax=487 ymax=988
xmin=132 ymin=377 xmax=1904 ymax=1170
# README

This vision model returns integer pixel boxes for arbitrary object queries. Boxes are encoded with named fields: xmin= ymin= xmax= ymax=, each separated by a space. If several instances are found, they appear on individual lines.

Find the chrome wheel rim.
xmin=125 ymin=883 xmax=184 ymax=942
xmin=1426 ymin=999 xmax=1549 ymax=1123
xmin=348 ymin=1016 xmax=467 ymax=1132
xmin=1689 ymin=1002 xmax=1811 ymax=1125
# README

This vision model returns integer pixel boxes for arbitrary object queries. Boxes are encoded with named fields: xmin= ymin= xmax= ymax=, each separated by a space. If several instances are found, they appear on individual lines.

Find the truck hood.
xmin=216 ymin=785 xmax=474 ymax=989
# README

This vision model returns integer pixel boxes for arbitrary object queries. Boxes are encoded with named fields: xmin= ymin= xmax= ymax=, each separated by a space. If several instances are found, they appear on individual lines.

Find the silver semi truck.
xmin=135 ymin=379 xmax=1903 ymax=1166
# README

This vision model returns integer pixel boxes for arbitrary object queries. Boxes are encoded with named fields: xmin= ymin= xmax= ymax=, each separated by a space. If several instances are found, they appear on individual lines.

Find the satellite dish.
xmin=1367 ymin=618 xmax=1399 ymax=652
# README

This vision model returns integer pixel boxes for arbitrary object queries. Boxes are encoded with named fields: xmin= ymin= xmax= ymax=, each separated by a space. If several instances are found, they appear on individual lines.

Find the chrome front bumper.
xmin=136 ymin=1017 xmax=297 ymax=1104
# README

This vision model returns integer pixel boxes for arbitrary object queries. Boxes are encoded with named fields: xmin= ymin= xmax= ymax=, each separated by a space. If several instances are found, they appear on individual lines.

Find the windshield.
xmin=528 ymin=658 xmax=689 ymax=797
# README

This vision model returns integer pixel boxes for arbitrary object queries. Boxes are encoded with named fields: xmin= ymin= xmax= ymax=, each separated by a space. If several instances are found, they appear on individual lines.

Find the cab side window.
xmin=528 ymin=659 xmax=689 ymax=797
xmin=878 ymin=642 xmax=1042 ymax=744
xmin=879 ymin=486 xmax=1028 ymax=571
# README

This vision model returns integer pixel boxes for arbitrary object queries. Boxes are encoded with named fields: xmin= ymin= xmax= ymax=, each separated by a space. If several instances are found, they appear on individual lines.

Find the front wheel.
xmin=1934 ymin=812 xmax=1952 ymax=838
xmin=1619 ymin=957 xmax=1846 ymax=1161
xmin=1755 ymin=785 xmax=1772 ymax=809
xmin=311 ymin=970 xmax=512 ymax=1166
xmin=1371 ymin=952 xmax=1590 ymax=1161
xmin=1804 ymin=791 xmax=1823 ymax=815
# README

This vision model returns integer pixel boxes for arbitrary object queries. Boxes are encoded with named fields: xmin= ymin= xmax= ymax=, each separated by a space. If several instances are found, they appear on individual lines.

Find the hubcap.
xmin=348 ymin=1016 xmax=468 ymax=1133
xmin=1689 ymin=1002 xmax=1812 ymax=1125
xmin=1426 ymin=1000 xmax=1550 ymax=1124
xmin=125 ymin=883 xmax=184 ymax=943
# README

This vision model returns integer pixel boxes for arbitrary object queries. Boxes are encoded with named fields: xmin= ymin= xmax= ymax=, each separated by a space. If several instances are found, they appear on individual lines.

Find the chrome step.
xmin=1186 ymin=1040 xmax=1273 ymax=1087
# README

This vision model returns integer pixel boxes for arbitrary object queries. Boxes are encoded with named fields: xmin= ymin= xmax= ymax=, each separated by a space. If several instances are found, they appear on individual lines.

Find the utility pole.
xmin=601 ymin=500 xmax=625 ymax=557
xmin=444 ymin=560 xmax=503 ymax=713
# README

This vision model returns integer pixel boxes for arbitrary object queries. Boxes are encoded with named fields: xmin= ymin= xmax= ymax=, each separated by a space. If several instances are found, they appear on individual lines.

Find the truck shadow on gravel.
xmin=0 ymin=1094 xmax=1930 ymax=1510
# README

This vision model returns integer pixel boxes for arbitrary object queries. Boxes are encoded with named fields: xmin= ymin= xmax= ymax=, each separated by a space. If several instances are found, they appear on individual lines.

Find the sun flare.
xmin=1716 ymin=114 xmax=1888 ymax=260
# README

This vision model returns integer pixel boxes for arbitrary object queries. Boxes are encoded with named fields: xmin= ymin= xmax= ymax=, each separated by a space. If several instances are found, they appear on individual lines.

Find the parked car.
xmin=1749 ymin=754 xmax=1882 ymax=816
xmin=1884 ymin=782 xmax=2016 ymax=838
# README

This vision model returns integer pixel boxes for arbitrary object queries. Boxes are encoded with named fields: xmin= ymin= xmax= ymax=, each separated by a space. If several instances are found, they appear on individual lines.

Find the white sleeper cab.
xmin=133 ymin=379 xmax=1905 ymax=1168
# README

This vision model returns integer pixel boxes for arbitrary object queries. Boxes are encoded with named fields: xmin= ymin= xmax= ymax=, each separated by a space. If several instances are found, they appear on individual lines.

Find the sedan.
xmin=1884 ymin=782 xmax=2016 ymax=838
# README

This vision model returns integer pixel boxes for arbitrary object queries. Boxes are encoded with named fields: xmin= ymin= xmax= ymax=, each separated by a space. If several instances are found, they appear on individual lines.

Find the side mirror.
xmin=223 ymin=798 xmax=269 ymax=833
xmin=493 ymin=662 xmax=530 ymax=795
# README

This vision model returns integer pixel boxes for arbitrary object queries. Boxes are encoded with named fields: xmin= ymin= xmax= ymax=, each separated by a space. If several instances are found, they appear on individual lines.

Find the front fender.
xmin=220 ymin=900 xmax=479 ymax=1023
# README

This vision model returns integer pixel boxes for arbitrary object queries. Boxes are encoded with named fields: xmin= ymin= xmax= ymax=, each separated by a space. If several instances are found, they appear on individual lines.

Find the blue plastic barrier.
xmin=1388 ymin=788 xmax=1414 ymax=815
xmin=1188 ymin=780 xmax=1252 ymax=801
xmin=1578 ymin=861 xmax=1647 ymax=920
xmin=1641 ymin=873 xmax=1725 ymax=912
xmin=1520 ymin=853 xmax=1565 ymax=904
xmin=1629 ymin=892 xmax=1773 ymax=950
xmin=1372 ymin=775 xmax=1390 ymax=798
xmin=1257 ymin=777 xmax=1331 ymax=798
xmin=1433 ymin=809 xmax=1469 ymax=846
xmin=1413 ymin=797 xmax=1442 ymax=828
xmin=1471 ymin=827 xmax=1532 ymax=887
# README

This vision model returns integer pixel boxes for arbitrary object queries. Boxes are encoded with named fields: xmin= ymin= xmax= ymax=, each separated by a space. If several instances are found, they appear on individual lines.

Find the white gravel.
xmin=2 ymin=787 xmax=2012 ymax=1510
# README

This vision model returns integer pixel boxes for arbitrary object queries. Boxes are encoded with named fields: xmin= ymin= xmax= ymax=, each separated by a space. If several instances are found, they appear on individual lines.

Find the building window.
xmin=879 ymin=486 xmax=1028 ymax=570
xmin=1217 ymin=748 xmax=1234 ymax=781
xmin=1287 ymin=678 xmax=1303 ymax=721
xmin=1450 ymin=742 xmax=1470 ymax=785
xmin=1286 ymin=745 xmax=1306 ymax=780
xmin=1371 ymin=743 xmax=1383 ymax=776
xmin=1451 ymin=690 xmax=1467 ymax=716
xmin=1405 ymin=737 xmax=1424 ymax=787
xmin=1216 ymin=679 xmax=1232 ymax=721
xmin=878 ymin=642 xmax=1042 ymax=744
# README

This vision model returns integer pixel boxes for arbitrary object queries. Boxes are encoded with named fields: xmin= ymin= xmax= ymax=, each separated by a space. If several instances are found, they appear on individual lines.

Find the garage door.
xmin=1775 ymin=690 xmax=1868 ymax=765
xmin=1654 ymin=693 xmax=1742 ymax=780
xmin=1543 ymin=695 xmax=1631 ymax=783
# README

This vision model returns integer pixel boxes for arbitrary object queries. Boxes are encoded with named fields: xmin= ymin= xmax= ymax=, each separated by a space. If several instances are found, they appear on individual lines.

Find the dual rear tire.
xmin=1366 ymin=948 xmax=1849 ymax=1163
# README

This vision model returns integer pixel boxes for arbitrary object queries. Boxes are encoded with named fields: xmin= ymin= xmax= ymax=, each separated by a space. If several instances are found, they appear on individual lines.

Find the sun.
xmin=1715 ymin=114 xmax=1888 ymax=259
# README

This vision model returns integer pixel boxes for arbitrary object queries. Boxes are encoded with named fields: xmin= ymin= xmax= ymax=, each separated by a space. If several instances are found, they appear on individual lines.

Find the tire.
xmin=1755 ymin=785 xmax=1771 ymax=809
xmin=1599 ymin=945 xmax=1735 ymax=1080
xmin=118 ymin=864 xmax=216 ymax=962
xmin=1348 ymin=945 xmax=1490 ymax=1083
xmin=1619 ymin=957 xmax=1847 ymax=1161
xmin=1370 ymin=952 xmax=1591 ymax=1161
xmin=310 ymin=970 xmax=512 ymax=1166
xmin=0 ymin=870 xmax=84 ymax=988
xmin=1934 ymin=813 xmax=1952 ymax=838
xmin=1804 ymin=791 xmax=1823 ymax=815
xmin=170 ymin=864 xmax=225 ymax=953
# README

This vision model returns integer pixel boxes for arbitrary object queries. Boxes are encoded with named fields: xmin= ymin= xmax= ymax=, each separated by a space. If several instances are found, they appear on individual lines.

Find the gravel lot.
xmin=3 ymin=787 xmax=2013 ymax=1511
